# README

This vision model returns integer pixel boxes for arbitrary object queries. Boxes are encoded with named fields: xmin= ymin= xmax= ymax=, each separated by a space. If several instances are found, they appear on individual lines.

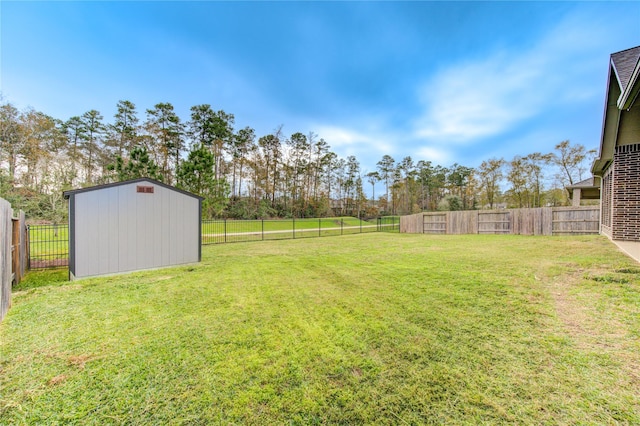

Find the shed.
xmin=63 ymin=178 xmax=202 ymax=280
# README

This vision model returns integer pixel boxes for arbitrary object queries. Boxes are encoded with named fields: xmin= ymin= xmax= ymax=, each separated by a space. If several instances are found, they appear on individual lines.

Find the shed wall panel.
xmin=176 ymin=192 xmax=186 ymax=264
xmin=117 ymin=185 xmax=136 ymax=272
xmin=183 ymin=196 xmax=200 ymax=262
xmin=98 ymin=190 xmax=114 ymax=275
xmin=136 ymin=184 xmax=159 ymax=269
xmin=106 ymin=193 xmax=120 ymax=273
xmin=160 ymin=191 xmax=171 ymax=266
xmin=169 ymin=190 xmax=180 ymax=265
xmin=75 ymin=190 xmax=102 ymax=277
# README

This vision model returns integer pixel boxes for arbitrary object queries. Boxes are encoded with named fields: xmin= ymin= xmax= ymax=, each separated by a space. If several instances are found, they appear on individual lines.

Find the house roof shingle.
xmin=611 ymin=46 xmax=640 ymax=94
xmin=592 ymin=45 xmax=640 ymax=175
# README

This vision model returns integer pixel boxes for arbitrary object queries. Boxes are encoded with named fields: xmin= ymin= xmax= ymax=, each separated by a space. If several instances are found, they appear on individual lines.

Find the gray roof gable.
xmin=63 ymin=178 xmax=203 ymax=200
xmin=611 ymin=46 xmax=640 ymax=94
xmin=566 ymin=177 xmax=596 ymax=189
xmin=592 ymin=45 xmax=640 ymax=175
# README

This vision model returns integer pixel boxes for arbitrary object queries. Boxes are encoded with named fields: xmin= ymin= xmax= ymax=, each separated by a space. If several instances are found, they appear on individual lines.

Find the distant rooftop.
xmin=566 ymin=177 xmax=596 ymax=189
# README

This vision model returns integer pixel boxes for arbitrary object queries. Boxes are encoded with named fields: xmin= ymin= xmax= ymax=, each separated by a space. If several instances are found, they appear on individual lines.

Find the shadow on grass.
xmin=14 ymin=268 xmax=69 ymax=291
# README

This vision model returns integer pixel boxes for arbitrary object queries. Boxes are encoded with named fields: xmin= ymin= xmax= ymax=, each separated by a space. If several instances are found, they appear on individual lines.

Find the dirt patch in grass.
xmin=549 ymin=268 xmax=626 ymax=348
xmin=546 ymin=264 xmax=640 ymax=388
xmin=47 ymin=374 xmax=67 ymax=386
xmin=151 ymin=276 xmax=174 ymax=282
xmin=67 ymin=354 xmax=94 ymax=369
xmin=30 ymin=259 xmax=68 ymax=269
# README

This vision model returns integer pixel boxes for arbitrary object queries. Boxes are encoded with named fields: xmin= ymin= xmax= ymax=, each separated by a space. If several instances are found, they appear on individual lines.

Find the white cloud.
xmin=298 ymin=6 xmax=630 ymax=172
xmin=314 ymin=124 xmax=394 ymax=155
xmin=414 ymin=146 xmax=452 ymax=164
xmin=414 ymin=53 xmax=545 ymax=142
xmin=413 ymin=13 xmax=611 ymax=146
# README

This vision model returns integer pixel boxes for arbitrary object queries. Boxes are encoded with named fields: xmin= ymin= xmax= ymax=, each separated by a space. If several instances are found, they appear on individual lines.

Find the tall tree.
xmin=145 ymin=102 xmax=184 ymax=184
xmin=550 ymin=140 xmax=596 ymax=191
xmin=187 ymin=105 xmax=234 ymax=196
xmin=366 ymin=171 xmax=380 ymax=206
xmin=110 ymin=100 xmax=139 ymax=159
xmin=398 ymin=156 xmax=416 ymax=214
xmin=506 ymin=156 xmax=530 ymax=208
xmin=0 ymin=101 xmax=21 ymax=183
xmin=345 ymin=155 xmax=360 ymax=212
xmin=62 ymin=116 xmax=87 ymax=185
xmin=80 ymin=109 xmax=105 ymax=184
xmin=176 ymin=145 xmax=228 ymax=217
xmin=477 ymin=158 xmax=505 ymax=209
xmin=311 ymin=138 xmax=331 ymax=202
xmin=377 ymin=155 xmax=395 ymax=210
xmin=231 ymin=126 xmax=256 ymax=198
xmin=416 ymin=160 xmax=446 ymax=211
xmin=525 ymin=152 xmax=552 ymax=207
xmin=258 ymin=128 xmax=283 ymax=207
xmin=113 ymin=146 xmax=162 ymax=182
xmin=447 ymin=163 xmax=474 ymax=209
xmin=286 ymin=131 xmax=310 ymax=213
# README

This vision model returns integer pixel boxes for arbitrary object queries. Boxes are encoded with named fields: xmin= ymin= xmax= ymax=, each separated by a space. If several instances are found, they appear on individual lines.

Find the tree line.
xmin=0 ymin=97 xmax=596 ymax=222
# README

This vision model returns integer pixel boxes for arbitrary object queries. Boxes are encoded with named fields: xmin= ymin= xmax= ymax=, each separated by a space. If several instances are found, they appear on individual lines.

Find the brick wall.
xmin=612 ymin=143 xmax=640 ymax=241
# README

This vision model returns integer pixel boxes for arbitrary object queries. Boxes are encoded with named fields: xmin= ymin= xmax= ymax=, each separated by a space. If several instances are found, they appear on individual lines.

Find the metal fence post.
xmin=341 ymin=219 xmax=343 ymax=235
xmin=293 ymin=217 xmax=296 ymax=239
xmin=26 ymin=225 xmax=30 ymax=270
xmin=318 ymin=218 xmax=321 ymax=237
xmin=224 ymin=219 xmax=227 ymax=243
xmin=262 ymin=219 xmax=264 ymax=241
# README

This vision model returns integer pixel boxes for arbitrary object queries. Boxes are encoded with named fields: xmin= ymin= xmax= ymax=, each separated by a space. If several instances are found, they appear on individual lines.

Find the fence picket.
xmin=1 ymin=198 xmax=11 ymax=321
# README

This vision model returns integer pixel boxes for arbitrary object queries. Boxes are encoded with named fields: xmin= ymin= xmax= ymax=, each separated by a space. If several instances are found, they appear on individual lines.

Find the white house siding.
xmin=70 ymin=180 xmax=200 ymax=279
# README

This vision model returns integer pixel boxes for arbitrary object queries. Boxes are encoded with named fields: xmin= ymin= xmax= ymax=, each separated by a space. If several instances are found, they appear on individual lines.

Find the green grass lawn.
xmin=2 ymin=234 xmax=639 ymax=423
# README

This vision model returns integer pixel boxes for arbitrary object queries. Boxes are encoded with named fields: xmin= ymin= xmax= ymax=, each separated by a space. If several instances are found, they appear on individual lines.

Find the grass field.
xmin=2 ymin=234 xmax=640 ymax=423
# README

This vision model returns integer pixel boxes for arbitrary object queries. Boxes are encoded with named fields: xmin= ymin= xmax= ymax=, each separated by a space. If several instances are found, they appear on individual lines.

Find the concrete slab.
xmin=613 ymin=240 xmax=640 ymax=264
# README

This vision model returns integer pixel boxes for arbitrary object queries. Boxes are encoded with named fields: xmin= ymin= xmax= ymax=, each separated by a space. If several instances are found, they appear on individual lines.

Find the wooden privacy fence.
xmin=1 ymin=197 xmax=27 ymax=322
xmin=401 ymin=206 xmax=600 ymax=236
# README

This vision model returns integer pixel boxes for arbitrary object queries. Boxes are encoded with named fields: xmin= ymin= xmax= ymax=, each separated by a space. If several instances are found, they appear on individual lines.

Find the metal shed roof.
xmin=64 ymin=177 xmax=203 ymax=200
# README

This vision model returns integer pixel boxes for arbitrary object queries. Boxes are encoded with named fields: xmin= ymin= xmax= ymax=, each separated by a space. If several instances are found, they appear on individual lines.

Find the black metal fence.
xmin=202 ymin=217 xmax=391 ymax=245
xmin=27 ymin=216 xmax=399 ymax=269
xmin=27 ymin=224 xmax=69 ymax=270
xmin=377 ymin=216 xmax=400 ymax=233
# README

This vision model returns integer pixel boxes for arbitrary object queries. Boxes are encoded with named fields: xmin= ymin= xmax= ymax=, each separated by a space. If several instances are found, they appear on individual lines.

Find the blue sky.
xmin=2 ymin=1 xmax=639 ymax=175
